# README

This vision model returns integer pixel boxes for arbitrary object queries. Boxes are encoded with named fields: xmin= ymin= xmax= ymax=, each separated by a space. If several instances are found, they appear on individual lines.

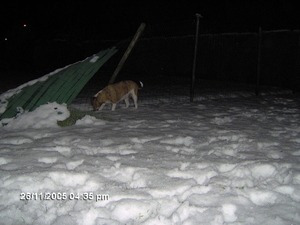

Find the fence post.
xmin=190 ymin=14 xmax=202 ymax=102
xmin=256 ymin=27 xmax=262 ymax=96
xmin=293 ymin=31 xmax=300 ymax=94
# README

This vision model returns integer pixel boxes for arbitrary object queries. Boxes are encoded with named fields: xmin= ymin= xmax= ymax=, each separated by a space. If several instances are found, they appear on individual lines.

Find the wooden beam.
xmin=108 ymin=23 xmax=146 ymax=84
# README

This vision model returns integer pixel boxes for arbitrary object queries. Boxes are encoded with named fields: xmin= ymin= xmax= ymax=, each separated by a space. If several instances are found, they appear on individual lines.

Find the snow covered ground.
xmin=1 ymin=84 xmax=300 ymax=224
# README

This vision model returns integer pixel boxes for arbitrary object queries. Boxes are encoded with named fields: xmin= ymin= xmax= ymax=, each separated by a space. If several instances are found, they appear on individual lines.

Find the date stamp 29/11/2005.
xmin=20 ymin=192 xmax=109 ymax=202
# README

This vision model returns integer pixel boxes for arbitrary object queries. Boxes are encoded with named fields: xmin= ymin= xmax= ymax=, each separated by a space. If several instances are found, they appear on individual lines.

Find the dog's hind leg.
xmin=124 ymin=98 xmax=130 ymax=108
xmin=132 ymin=93 xmax=138 ymax=109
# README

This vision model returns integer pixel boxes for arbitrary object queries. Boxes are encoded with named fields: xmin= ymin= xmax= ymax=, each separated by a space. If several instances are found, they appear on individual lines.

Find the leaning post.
xmin=109 ymin=23 xmax=146 ymax=85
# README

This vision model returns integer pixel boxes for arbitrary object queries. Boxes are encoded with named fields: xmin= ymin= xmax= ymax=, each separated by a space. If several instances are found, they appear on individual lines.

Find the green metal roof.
xmin=0 ymin=47 xmax=117 ymax=124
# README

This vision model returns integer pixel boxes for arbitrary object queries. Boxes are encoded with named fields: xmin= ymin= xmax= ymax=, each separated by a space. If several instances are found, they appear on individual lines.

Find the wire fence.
xmin=74 ymin=19 xmax=299 ymax=111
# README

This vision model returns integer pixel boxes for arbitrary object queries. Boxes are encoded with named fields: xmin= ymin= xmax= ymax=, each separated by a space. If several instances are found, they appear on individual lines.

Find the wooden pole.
xmin=190 ymin=14 xmax=202 ymax=102
xmin=108 ymin=23 xmax=146 ymax=84
xmin=293 ymin=32 xmax=300 ymax=94
xmin=256 ymin=27 xmax=262 ymax=96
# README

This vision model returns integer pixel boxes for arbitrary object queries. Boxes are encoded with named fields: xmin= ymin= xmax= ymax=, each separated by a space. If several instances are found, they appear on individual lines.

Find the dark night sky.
xmin=0 ymin=0 xmax=299 ymax=84
xmin=1 ymin=0 xmax=299 ymax=40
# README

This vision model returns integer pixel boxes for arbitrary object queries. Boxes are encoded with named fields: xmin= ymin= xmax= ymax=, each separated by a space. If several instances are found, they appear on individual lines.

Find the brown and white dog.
xmin=92 ymin=80 xmax=143 ymax=111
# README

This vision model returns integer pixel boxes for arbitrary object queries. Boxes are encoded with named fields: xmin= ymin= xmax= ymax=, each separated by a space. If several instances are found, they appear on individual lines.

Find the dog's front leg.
xmin=111 ymin=103 xmax=117 ymax=111
xmin=99 ymin=103 xmax=106 ymax=110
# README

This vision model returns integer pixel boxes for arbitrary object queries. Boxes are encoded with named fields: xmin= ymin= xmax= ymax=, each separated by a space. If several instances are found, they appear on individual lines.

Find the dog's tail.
xmin=138 ymin=81 xmax=143 ymax=89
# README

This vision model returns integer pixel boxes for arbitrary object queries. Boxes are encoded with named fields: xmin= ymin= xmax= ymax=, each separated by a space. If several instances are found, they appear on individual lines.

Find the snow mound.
xmin=3 ymin=102 xmax=70 ymax=129
xmin=75 ymin=115 xmax=106 ymax=126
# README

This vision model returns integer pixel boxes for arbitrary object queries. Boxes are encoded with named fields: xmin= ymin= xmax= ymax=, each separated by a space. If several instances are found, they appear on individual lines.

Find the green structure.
xmin=0 ymin=47 xmax=117 ymax=125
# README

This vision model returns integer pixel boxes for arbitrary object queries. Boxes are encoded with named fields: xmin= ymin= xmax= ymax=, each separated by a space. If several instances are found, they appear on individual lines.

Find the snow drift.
xmin=0 ymin=92 xmax=300 ymax=224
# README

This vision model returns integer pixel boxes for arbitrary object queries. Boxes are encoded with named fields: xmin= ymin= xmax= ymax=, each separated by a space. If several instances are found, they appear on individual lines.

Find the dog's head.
xmin=91 ymin=96 xmax=100 ymax=111
xmin=91 ymin=91 xmax=107 ymax=111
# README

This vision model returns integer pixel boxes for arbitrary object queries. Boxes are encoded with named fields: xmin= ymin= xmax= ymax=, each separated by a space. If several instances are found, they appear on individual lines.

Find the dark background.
xmin=0 ymin=0 xmax=299 ymax=91
xmin=1 ymin=0 xmax=299 ymax=40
